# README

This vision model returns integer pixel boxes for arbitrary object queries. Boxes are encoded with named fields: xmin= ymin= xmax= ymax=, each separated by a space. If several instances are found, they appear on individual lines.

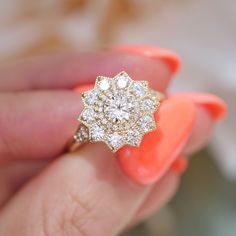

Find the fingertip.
xmin=130 ymin=171 xmax=179 ymax=225
xmin=171 ymin=155 xmax=188 ymax=175
xmin=74 ymin=83 xmax=93 ymax=93
xmin=117 ymin=98 xmax=196 ymax=185
xmin=183 ymin=106 xmax=213 ymax=154
xmin=170 ymin=93 xmax=226 ymax=121
xmin=170 ymin=93 xmax=226 ymax=154
xmin=111 ymin=44 xmax=181 ymax=74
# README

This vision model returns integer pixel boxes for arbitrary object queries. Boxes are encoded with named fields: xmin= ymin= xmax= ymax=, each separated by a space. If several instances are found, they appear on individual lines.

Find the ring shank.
xmin=69 ymin=125 xmax=89 ymax=152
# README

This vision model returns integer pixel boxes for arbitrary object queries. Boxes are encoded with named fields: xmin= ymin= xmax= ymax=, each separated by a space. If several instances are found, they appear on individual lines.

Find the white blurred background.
xmin=0 ymin=1 xmax=235 ymax=235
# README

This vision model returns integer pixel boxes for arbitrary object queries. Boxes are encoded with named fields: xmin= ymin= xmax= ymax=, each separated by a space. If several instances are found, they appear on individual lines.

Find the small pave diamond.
xmin=108 ymin=133 xmax=123 ymax=150
xmin=141 ymin=98 xmax=156 ymax=111
xmin=74 ymin=125 xmax=89 ymax=142
xmin=77 ymin=71 xmax=161 ymax=152
xmin=98 ymin=78 xmax=110 ymax=90
xmin=126 ymin=130 xmax=142 ymax=146
xmin=90 ymin=125 xmax=105 ymax=141
xmin=131 ymin=81 xmax=147 ymax=97
xmin=139 ymin=115 xmax=155 ymax=133
xmin=83 ymin=90 xmax=98 ymax=105
xmin=81 ymin=108 xmax=96 ymax=124
xmin=116 ymin=74 xmax=129 ymax=88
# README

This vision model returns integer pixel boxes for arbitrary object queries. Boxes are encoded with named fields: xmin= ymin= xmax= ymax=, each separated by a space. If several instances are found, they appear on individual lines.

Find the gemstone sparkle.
xmin=78 ymin=71 xmax=160 ymax=152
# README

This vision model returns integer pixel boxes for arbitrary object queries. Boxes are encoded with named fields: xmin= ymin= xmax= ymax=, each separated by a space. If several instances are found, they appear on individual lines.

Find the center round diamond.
xmin=104 ymin=93 xmax=135 ymax=125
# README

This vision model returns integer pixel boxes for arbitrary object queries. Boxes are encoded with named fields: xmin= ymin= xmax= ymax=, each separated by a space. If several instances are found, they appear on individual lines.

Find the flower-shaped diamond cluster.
xmin=77 ymin=71 xmax=160 ymax=152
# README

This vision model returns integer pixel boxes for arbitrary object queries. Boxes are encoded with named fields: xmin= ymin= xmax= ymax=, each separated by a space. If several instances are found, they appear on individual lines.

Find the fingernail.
xmin=170 ymin=93 xmax=226 ymax=121
xmin=171 ymin=155 xmax=188 ymax=175
xmin=111 ymin=45 xmax=181 ymax=75
xmin=117 ymin=98 xmax=195 ymax=185
xmin=74 ymin=83 xmax=93 ymax=93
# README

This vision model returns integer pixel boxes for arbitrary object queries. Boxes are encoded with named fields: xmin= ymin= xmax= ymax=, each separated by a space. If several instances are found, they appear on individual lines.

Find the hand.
xmin=0 ymin=47 xmax=225 ymax=236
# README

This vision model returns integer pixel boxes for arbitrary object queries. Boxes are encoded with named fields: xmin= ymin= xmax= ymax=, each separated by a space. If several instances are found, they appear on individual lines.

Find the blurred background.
xmin=0 ymin=0 xmax=235 ymax=235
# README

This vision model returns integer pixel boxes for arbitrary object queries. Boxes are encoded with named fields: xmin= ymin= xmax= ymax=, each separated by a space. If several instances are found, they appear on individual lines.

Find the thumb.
xmin=0 ymin=144 xmax=153 ymax=236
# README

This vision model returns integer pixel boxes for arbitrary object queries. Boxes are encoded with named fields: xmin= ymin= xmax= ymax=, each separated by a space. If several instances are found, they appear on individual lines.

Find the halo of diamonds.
xmin=76 ymin=71 xmax=161 ymax=152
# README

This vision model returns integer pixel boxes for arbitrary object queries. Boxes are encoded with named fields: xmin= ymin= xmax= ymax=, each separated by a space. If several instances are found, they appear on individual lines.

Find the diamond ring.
xmin=69 ymin=71 xmax=164 ymax=153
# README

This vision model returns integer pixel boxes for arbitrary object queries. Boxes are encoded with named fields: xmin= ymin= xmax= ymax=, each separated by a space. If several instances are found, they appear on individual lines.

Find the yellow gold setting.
xmin=72 ymin=71 xmax=162 ymax=152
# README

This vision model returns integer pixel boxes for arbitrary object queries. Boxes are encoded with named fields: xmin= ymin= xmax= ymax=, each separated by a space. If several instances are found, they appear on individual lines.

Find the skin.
xmin=0 ymin=51 xmax=214 ymax=236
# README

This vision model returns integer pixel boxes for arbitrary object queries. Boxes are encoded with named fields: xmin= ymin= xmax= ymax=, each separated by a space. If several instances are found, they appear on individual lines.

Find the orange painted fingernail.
xmin=112 ymin=45 xmax=181 ymax=74
xmin=74 ymin=83 xmax=93 ymax=93
xmin=170 ymin=93 xmax=226 ymax=121
xmin=171 ymin=155 xmax=188 ymax=175
xmin=117 ymin=98 xmax=195 ymax=185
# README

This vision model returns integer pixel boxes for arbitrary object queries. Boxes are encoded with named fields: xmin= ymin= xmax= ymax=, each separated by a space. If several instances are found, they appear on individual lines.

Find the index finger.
xmin=0 ymin=48 xmax=176 ymax=161
xmin=0 ymin=48 xmax=177 ymax=92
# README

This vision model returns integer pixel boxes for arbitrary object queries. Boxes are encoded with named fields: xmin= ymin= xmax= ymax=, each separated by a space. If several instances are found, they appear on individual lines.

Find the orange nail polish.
xmin=74 ymin=83 xmax=93 ymax=93
xmin=170 ymin=93 xmax=226 ymax=121
xmin=112 ymin=45 xmax=181 ymax=74
xmin=117 ymin=98 xmax=195 ymax=185
xmin=171 ymin=155 xmax=188 ymax=175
